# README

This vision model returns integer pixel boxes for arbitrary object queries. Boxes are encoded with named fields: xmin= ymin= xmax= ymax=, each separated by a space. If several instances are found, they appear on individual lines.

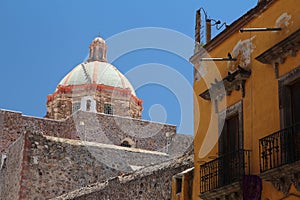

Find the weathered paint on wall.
xmin=192 ymin=0 xmax=300 ymax=199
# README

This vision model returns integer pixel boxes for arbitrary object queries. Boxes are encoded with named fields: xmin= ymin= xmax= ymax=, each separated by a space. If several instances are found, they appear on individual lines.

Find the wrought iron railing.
xmin=259 ymin=123 xmax=300 ymax=173
xmin=200 ymin=149 xmax=251 ymax=193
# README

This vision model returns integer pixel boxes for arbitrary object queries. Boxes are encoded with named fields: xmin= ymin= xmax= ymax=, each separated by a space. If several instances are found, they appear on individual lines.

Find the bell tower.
xmin=87 ymin=37 xmax=107 ymax=62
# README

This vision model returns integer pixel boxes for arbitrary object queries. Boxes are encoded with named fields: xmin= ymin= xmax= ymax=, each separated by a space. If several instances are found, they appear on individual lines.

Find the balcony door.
xmin=218 ymin=101 xmax=244 ymax=187
xmin=291 ymin=80 xmax=300 ymax=160
xmin=291 ymin=81 xmax=300 ymax=126
xmin=279 ymin=68 xmax=300 ymax=164
xmin=220 ymin=114 xmax=239 ymax=155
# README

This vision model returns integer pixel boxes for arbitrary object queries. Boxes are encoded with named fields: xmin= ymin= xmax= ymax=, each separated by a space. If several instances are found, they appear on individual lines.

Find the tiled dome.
xmin=57 ymin=61 xmax=136 ymax=95
xmin=46 ymin=36 xmax=143 ymax=120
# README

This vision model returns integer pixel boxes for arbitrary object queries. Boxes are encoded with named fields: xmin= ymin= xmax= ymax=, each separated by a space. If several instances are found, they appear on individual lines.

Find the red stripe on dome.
xmin=63 ymin=68 xmax=75 ymax=85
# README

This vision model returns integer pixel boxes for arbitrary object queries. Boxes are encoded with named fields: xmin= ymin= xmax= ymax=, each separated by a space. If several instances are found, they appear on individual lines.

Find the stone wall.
xmin=167 ymin=134 xmax=194 ymax=157
xmin=0 ymin=110 xmax=177 ymax=154
xmin=0 ymin=134 xmax=24 ymax=200
xmin=19 ymin=132 xmax=119 ymax=199
xmin=0 ymin=110 xmax=23 ymax=153
xmin=71 ymin=111 xmax=177 ymax=152
xmin=11 ymin=131 xmax=171 ymax=199
xmin=46 ymin=87 xmax=142 ymax=120
xmin=45 ymin=96 xmax=72 ymax=122
xmin=0 ymin=109 xmax=65 ymax=153
xmin=0 ymin=109 xmax=193 ymax=200
xmin=22 ymin=115 xmax=63 ymax=137
xmin=53 ymin=154 xmax=193 ymax=200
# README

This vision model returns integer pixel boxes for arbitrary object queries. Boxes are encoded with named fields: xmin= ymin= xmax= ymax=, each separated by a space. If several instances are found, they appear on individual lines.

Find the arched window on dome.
xmin=86 ymin=100 xmax=91 ymax=111
xmin=104 ymin=104 xmax=113 ymax=115
xmin=80 ymin=96 xmax=96 ymax=112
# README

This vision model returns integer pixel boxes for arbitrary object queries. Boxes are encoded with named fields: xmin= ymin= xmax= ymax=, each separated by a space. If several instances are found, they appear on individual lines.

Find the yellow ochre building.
xmin=173 ymin=0 xmax=300 ymax=199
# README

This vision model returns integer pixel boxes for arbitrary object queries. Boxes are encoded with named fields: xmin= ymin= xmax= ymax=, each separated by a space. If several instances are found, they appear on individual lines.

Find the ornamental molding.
xmin=199 ymin=182 xmax=243 ymax=200
xmin=255 ymin=28 xmax=300 ymax=78
xmin=260 ymin=161 xmax=300 ymax=196
xmin=199 ymin=66 xmax=251 ymax=112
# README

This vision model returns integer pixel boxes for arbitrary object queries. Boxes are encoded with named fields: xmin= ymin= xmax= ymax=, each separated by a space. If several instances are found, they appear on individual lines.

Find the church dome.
xmin=56 ymin=36 xmax=136 ymax=96
xmin=57 ymin=61 xmax=136 ymax=95
xmin=46 ymin=36 xmax=143 ymax=120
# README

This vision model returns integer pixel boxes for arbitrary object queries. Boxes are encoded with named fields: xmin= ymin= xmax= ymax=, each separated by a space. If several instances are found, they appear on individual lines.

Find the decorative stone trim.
xmin=199 ymin=182 xmax=243 ymax=200
xmin=255 ymin=28 xmax=300 ymax=78
xmin=260 ymin=160 xmax=300 ymax=195
xmin=199 ymin=66 xmax=250 ymax=113
xmin=200 ymin=66 xmax=251 ymax=101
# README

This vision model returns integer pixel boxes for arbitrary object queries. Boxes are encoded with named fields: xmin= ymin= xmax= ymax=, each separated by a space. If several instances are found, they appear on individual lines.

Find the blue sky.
xmin=0 ymin=0 xmax=256 ymax=135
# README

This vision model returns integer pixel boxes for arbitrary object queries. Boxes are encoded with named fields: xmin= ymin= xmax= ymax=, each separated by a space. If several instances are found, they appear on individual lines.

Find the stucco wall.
xmin=192 ymin=0 xmax=300 ymax=199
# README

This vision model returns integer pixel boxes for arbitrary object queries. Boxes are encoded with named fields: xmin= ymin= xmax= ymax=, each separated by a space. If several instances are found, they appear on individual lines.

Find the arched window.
xmin=86 ymin=100 xmax=91 ymax=111
xmin=80 ymin=96 xmax=96 ymax=112
xmin=120 ymin=141 xmax=131 ymax=148
xmin=120 ymin=138 xmax=135 ymax=148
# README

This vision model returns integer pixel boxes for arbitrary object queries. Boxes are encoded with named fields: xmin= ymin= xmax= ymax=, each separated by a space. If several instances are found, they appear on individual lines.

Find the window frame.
xmin=278 ymin=66 xmax=300 ymax=128
xmin=104 ymin=104 xmax=113 ymax=115
xmin=218 ymin=101 xmax=244 ymax=155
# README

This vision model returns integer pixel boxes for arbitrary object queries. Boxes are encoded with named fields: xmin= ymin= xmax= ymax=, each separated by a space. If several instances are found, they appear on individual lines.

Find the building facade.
xmin=184 ymin=0 xmax=300 ymax=199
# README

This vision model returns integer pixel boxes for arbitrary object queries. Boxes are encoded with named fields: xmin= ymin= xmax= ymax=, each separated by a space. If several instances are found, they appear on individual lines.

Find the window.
xmin=72 ymin=102 xmax=81 ymax=113
xmin=0 ymin=154 xmax=7 ymax=170
xmin=104 ymin=104 xmax=113 ymax=115
xmin=120 ymin=141 xmax=131 ymax=148
xmin=175 ymin=177 xmax=182 ymax=194
xmin=279 ymin=66 xmax=300 ymax=128
xmin=120 ymin=138 xmax=135 ymax=148
xmin=279 ymin=69 xmax=300 ymax=163
xmin=218 ymin=101 xmax=243 ymax=155
xmin=218 ymin=101 xmax=244 ymax=186
xmin=291 ymin=80 xmax=300 ymax=126
xmin=220 ymin=114 xmax=239 ymax=155
xmin=291 ymin=81 xmax=300 ymax=160
xmin=86 ymin=100 xmax=91 ymax=111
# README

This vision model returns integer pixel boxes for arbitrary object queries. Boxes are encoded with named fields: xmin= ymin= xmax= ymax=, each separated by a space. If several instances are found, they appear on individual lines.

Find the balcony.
xmin=259 ymin=123 xmax=300 ymax=194
xmin=199 ymin=149 xmax=251 ymax=199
